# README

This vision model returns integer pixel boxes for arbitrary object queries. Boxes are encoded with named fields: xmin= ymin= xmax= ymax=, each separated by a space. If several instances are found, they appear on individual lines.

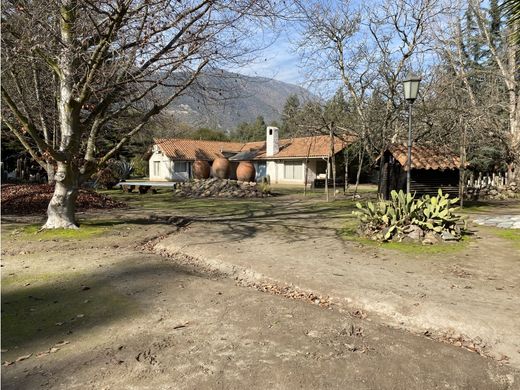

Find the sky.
xmin=228 ymin=28 xmax=307 ymax=87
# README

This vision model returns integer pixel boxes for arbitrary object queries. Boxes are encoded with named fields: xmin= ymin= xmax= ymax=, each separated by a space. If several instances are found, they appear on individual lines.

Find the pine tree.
xmin=281 ymin=94 xmax=301 ymax=137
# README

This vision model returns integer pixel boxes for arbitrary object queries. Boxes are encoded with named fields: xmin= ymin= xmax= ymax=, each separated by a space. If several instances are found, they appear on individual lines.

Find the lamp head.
xmin=403 ymin=72 xmax=422 ymax=103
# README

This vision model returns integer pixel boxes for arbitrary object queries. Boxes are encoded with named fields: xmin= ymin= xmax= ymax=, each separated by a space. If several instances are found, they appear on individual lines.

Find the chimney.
xmin=266 ymin=126 xmax=279 ymax=157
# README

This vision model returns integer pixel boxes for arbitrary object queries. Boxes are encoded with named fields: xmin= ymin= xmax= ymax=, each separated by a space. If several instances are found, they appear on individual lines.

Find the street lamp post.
xmin=403 ymin=72 xmax=421 ymax=194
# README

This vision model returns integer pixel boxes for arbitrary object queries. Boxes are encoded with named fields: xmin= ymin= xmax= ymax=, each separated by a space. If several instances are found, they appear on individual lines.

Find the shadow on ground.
xmin=1 ymin=260 xmax=201 ymax=354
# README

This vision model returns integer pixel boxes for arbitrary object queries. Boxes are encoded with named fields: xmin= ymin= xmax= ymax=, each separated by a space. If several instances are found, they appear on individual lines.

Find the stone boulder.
xmin=172 ymin=178 xmax=269 ymax=198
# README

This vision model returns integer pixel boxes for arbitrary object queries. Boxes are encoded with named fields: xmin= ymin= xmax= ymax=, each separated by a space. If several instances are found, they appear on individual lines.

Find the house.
xmin=378 ymin=144 xmax=462 ymax=199
xmin=149 ymin=127 xmax=355 ymax=185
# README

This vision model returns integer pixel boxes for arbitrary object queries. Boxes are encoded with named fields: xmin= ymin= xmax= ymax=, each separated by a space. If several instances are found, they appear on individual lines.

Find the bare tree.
xmin=1 ymin=0 xmax=282 ymax=228
xmin=469 ymin=0 xmax=519 ymax=180
xmin=430 ymin=0 xmax=518 ymax=184
xmin=295 ymin=0 xmax=449 ymax=194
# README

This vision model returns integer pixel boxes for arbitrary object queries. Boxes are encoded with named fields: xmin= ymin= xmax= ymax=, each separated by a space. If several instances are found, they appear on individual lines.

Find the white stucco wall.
xmin=149 ymin=148 xmax=192 ymax=182
xmin=265 ymin=159 xmax=319 ymax=185
xmin=149 ymin=149 xmax=173 ymax=181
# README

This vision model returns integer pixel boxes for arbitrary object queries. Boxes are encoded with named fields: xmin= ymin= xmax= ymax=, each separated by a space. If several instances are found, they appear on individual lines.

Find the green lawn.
xmin=480 ymin=226 xmax=520 ymax=249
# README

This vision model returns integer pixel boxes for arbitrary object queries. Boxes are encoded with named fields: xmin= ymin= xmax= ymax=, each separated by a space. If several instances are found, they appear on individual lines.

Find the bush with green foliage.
xmin=130 ymin=155 xmax=148 ymax=177
xmin=353 ymin=189 xmax=465 ymax=242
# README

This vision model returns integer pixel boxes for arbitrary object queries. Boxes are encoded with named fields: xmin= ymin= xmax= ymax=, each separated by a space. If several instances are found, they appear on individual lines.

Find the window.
xmin=153 ymin=161 xmax=160 ymax=176
xmin=284 ymin=161 xmax=303 ymax=180
xmin=174 ymin=162 xmax=188 ymax=173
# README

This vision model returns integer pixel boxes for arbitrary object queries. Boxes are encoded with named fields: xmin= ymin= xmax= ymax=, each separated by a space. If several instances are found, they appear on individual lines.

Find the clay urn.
xmin=193 ymin=160 xmax=210 ymax=179
xmin=211 ymin=157 xmax=230 ymax=179
xmin=236 ymin=161 xmax=256 ymax=182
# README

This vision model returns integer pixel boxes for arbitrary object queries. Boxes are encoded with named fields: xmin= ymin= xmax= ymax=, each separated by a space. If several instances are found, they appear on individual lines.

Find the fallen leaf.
xmin=36 ymin=351 xmax=50 ymax=358
xmin=76 ymin=314 xmax=84 ymax=318
xmin=54 ymin=340 xmax=69 ymax=347
xmin=15 ymin=353 xmax=32 ymax=362
xmin=49 ymin=347 xmax=60 ymax=353
xmin=55 ymin=322 xmax=64 ymax=326
xmin=3 ymin=361 xmax=14 ymax=367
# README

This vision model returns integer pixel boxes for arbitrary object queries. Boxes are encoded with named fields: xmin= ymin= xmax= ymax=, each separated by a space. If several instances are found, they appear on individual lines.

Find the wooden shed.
xmin=379 ymin=144 xmax=462 ymax=199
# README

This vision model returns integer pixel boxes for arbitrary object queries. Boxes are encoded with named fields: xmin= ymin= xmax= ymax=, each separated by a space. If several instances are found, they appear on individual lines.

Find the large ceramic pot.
xmin=236 ymin=161 xmax=256 ymax=182
xmin=193 ymin=160 xmax=210 ymax=179
xmin=211 ymin=157 xmax=230 ymax=179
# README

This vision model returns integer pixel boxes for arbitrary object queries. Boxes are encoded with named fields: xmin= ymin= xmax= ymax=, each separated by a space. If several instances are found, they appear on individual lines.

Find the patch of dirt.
xmin=152 ymin=200 xmax=520 ymax=368
xmin=0 ymin=184 xmax=126 ymax=215
xmin=1 ymin=209 xmax=519 ymax=389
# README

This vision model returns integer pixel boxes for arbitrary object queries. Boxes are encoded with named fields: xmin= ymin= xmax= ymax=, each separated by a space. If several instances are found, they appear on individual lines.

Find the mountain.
xmin=161 ymin=70 xmax=312 ymax=130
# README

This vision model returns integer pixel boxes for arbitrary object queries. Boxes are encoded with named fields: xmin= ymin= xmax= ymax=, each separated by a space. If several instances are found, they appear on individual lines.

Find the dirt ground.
xmin=154 ymin=198 xmax=520 ymax=368
xmin=1 ymin=195 xmax=520 ymax=389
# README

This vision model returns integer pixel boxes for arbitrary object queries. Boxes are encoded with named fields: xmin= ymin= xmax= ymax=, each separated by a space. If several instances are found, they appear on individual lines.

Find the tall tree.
xmin=1 ymin=0 xmax=281 ymax=228
xmin=470 ymin=0 xmax=519 ymax=179
xmin=280 ymin=94 xmax=301 ymax=137
xmin=296 ymin=0 xmax=446 ymax=167
xmin=232 ymin=115 xmax=267 ymax=141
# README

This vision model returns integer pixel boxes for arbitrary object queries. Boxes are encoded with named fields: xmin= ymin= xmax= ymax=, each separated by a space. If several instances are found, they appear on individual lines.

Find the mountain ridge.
xmin=161 ymin=70 xmax=312 ymax=130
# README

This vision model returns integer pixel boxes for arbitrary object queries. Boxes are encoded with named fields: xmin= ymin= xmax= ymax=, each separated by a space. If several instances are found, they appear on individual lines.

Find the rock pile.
xmin=172 ymin=178 xmax=269 ymax=198
xmin=466 ymin=183 xmax=519 ymax=200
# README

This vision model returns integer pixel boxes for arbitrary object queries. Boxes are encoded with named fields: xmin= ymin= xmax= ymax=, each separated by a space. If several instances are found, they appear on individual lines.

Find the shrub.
xmin=353 ymin=189 xmax=465 ymax=242
xmin=131 ymin=155 xmax=148 ymax=177
xmin=94 ymin=158 xmax=133 ymax=189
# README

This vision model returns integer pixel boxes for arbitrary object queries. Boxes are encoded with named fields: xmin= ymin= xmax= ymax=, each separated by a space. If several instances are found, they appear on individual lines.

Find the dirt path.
xmin=1 ymin=209 xmax=519 ymax=389
xmin=153 ymin=199 xmax=520 ymax=368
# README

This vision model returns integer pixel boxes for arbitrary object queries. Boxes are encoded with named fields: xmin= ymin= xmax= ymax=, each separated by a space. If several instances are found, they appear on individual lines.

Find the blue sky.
xmin=229 ymin=28 xmax=306 ymax=86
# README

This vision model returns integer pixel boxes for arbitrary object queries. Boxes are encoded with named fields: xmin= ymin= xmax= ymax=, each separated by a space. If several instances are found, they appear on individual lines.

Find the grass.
xmin=12 ymin=219 xmax=125 ymax=241
xmin=482 ymin=226 xmax=520 ymax=249
xmin=380 ymin=238 xmax=468 ymax=254
xmin=456 ymin=201 xmax=492 ymax=214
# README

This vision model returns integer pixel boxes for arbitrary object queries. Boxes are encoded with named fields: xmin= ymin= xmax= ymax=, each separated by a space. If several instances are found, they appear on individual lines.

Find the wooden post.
xmin=325 ymin=158 xmax=329 ymax=202
xmin=303 ymin=137 xmax=314 ymax=196
xmin=330 ymin=124 xmax=336 ymax=199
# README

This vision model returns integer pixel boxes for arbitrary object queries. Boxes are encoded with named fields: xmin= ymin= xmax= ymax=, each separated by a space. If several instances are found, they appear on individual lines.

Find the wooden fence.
xmin=466 ymin=171 xmax=510 ymax=189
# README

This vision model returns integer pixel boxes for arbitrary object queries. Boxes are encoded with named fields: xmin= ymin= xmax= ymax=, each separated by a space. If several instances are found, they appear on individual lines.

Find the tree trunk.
xmin=46 ymin=162 xmax=56 ymax=183
xmin=353 ymin=147 xmax=364 ymax=198
xmin=329 ymin=125 xmax=336 ymax=199
xmin=508 ymin=89 xmax=519 ymax=183
xmin=43 ymin=162 xmax=79 ymax=229
xmin=344 ymin=148 xmax=349 ymax=193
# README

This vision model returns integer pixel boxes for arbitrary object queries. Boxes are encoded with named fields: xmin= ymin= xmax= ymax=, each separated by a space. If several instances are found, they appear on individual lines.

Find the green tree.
xmin=232 ymin=116 xmax=266 ymax=141
xmin=189 ymin=128 xmax=228 ymax=141
xmin=281 ymin=94 xmax=301 ymax=137
xmin=324 ymin=88 xmax=349 ymax=127
xmin=502 ymin=0 xmax=520 ymax=45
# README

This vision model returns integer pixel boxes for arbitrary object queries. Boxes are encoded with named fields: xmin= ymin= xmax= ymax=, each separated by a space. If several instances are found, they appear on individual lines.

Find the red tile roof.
xmin=154 ymin=139 xmax=244 ymax=161
xmin=155 ymin=135 xmax=355 ymax=161
xmin=241 ymin=135 xmax=353 ymax=159
xmin=388 ymin=144 xmax=461 ymax=171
